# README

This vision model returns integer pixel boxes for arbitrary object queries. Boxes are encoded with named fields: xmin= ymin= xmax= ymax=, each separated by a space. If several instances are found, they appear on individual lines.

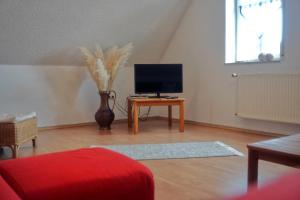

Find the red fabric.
xmin=0 ymin=175 xmax=22 ymax=200
xmin=228 ymin=170 xmax=300 ymax=200
xmin=0 ymin=148 xmax=154 ymax=200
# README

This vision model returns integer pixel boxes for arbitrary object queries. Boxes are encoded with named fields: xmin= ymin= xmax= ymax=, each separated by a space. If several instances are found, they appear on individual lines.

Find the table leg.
xmin=133 ymin=103 xmax=139 ymax=134
xmin=179 ymin=102 xmax=184 ymax=132
xmin=127 ymin=98 xmax=132 ymax=128
xmin=168 ymin=105 xmax=172 ymax=127
xmin=248 ymin=149 xmax=259 ymax=189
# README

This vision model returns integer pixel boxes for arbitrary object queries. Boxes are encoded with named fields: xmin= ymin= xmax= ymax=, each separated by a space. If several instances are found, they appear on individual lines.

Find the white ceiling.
xmin=0 ymin=0 xmax=191 ymax=65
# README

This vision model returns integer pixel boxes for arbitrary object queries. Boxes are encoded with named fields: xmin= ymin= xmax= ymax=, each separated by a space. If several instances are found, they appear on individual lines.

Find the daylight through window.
xmin=226 ymin=0 xmax=283 ymax=63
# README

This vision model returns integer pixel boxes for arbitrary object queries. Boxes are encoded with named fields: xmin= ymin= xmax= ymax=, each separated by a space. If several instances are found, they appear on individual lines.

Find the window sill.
xmin=225 ymin=59 xmax=281 ymax=65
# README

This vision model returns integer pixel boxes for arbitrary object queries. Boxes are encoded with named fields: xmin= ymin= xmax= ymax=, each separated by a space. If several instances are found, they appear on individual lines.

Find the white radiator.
xmin=236 ymin=74 xmax=300 ymax=124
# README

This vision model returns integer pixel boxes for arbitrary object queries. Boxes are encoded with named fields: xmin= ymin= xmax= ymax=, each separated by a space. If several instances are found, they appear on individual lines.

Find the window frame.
xmin=225 ymin=0 xmax=285 ymax=64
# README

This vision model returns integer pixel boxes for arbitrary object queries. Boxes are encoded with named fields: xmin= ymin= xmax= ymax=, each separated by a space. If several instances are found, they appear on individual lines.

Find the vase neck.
xmin=99 ymin=91 xmax=110 ymax=108
xmin=99 ymin=91 xmax=110 ymax=95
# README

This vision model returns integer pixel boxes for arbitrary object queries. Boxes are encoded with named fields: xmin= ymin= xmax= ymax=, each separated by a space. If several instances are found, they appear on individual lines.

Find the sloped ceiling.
xmin=0 ymin=0 xmax=191 ymax=66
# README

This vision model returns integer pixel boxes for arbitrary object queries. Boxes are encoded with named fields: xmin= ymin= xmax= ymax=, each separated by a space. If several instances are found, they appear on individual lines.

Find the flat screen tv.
xmin=134 ymin=64 xmax=183 ymax=97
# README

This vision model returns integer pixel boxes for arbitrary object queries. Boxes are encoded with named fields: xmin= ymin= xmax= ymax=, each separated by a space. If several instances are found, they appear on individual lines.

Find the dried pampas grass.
xmin=80 ymin=43 xmax=133 ymax=91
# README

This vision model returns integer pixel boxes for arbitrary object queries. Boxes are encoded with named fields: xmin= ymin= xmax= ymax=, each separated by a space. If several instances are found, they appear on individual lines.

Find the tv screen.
xmin=134 ymin=64 xmax=183 ymax=95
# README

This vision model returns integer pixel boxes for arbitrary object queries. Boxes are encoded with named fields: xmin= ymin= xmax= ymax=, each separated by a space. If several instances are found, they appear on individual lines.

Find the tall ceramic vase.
xmin=95 ymin=91 xmax=115 ymax=130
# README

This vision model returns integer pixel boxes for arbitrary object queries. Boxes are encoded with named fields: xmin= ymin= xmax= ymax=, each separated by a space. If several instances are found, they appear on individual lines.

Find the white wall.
xmin=0 ymin=0 xmax=190 ymax=127
xmin=0 ymin=0 xmax=190 ymax=65
xmin=160 ymin=0 xmax=300 ymax=134
xmin=0 ymin=65 xmax=134 ymax=127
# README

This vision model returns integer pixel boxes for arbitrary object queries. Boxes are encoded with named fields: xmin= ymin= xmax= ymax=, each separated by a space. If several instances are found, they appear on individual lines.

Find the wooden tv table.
xmin=247 ymin=134 xmax=300 ymax=188
xmin=127 ymin=97 xmax=185 ymax=134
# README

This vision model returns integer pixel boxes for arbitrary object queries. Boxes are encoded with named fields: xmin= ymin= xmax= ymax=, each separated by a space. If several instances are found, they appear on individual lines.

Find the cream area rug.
xmin=91 ymin=141 xmax=243 ymax=160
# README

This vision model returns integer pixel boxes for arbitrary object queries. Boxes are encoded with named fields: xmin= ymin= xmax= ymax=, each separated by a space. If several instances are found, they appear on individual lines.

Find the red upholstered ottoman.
xmin=0 ymin=148 xmax=154 ymax=200
xmin=0 ymin=175 xmax=21 ymax=200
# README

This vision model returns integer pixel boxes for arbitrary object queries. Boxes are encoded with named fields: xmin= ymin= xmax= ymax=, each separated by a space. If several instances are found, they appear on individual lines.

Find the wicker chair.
xmin=0 ymin=112 xmax=38 ymax=158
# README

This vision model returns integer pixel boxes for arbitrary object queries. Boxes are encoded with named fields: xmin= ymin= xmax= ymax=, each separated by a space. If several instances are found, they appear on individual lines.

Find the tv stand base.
xmin=147 ymin=95 xmax=169 ymax=98
xmin=127 ymin=97 xmax=185 ymax=134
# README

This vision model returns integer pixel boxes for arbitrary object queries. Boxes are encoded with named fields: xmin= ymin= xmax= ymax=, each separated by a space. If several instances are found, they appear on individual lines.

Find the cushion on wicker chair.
xmin=14 ymin=112 xmax=36 ymax=123
xmin=0 ymin=112 xmax=37 ymax=123
xmin=0 ymin=114 xmax=15 ymax=123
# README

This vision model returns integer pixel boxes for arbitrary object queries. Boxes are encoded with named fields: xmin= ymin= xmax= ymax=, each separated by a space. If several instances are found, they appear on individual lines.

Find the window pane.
xmin=225 ymin=0 xmax=236 ymax=63
xmin=225 ymin=0 xmax=283 ymax=63
xmin=236 ymin=0 xmax=282 ymax=62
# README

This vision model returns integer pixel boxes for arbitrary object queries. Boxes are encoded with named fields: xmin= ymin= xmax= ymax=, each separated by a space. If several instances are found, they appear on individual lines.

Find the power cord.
xmin=139 ymin=106 xmax=151 ymax=121
xmin=110 ymin=90 xmax=127 ymax=117
xmin=110 ymin=90 xmax=151 ymax=120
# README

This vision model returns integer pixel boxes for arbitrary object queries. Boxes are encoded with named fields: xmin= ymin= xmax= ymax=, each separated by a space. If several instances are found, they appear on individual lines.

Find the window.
xmin=226 ymin=0 xmax=283 ymax=63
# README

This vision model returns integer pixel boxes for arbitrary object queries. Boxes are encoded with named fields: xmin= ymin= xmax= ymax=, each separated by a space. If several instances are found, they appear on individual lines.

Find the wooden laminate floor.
xmin=0 ymin=120 xmax=295 ymax=200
